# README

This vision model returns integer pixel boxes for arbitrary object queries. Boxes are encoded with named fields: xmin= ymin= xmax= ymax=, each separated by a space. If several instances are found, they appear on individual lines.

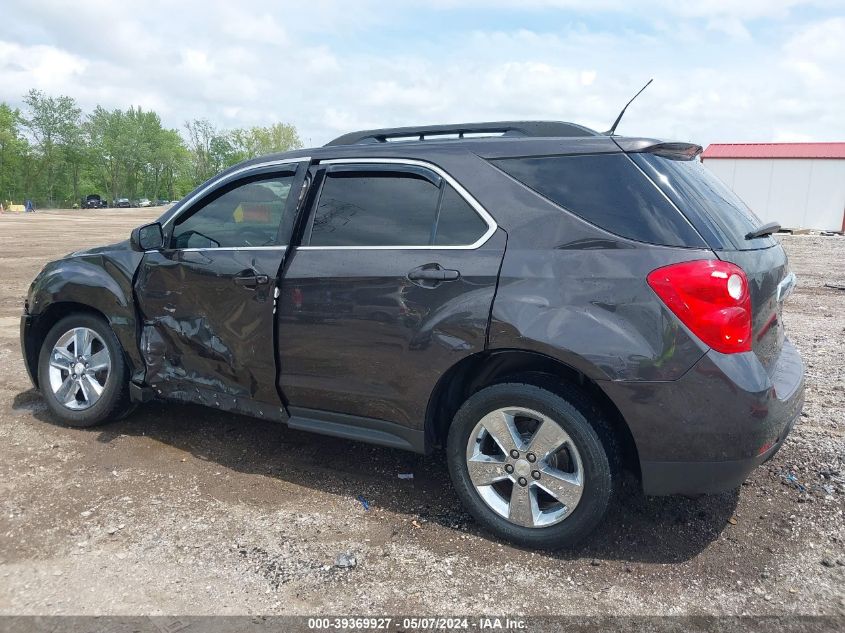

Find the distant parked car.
xmin=82 ymin=194 xmax=107 ymax=209
xmin=154 ymin=199 xmax=170 ymax=206
xmin=138 ymin=198 xmax=152 ymax=208
xmin=115 ymin=198 xmax=131 ymax=208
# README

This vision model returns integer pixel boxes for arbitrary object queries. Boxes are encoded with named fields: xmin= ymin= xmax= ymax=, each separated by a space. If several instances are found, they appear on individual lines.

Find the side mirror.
xmin=130 ymin=222 xmax=164 ymax=252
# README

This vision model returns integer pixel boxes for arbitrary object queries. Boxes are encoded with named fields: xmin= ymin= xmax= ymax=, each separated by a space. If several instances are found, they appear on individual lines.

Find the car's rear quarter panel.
xmin=452 ymin=154 xmax=712 ymax=382
xmin=458 ymin=148 xmax=804 ymax=493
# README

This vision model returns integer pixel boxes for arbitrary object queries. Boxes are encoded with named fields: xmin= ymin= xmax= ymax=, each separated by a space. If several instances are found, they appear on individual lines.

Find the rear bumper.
xmin=602 ymin=338 xmax=804 ymax=496
xmin=638 ymin=409 xmax=798 ymax=495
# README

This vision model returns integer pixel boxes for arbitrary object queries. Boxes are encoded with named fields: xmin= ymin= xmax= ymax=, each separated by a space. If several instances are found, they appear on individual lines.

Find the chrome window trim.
xmin=161 ymin=156 xmax=310 ymax=230
xmin=171 ymin=246 xmax=289 ymax=253
xmin=297 ymin=157 xmax=498 ymax=251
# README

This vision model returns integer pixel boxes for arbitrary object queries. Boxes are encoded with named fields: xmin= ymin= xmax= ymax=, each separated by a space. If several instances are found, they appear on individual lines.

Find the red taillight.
xmin=647 ymin=260 xmax=751 ymax=354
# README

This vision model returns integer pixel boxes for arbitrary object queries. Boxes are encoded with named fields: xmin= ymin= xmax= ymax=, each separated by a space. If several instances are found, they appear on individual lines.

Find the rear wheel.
xmin=446 ymin=382 xmax=616 ymax=549
xmin=37 ymin=313 xmax=133 ymax=427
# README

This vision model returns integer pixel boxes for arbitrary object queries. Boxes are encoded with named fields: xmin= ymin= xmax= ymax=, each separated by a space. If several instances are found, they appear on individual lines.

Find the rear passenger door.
xmin=277 ymin=159 xmax=506 ymax=443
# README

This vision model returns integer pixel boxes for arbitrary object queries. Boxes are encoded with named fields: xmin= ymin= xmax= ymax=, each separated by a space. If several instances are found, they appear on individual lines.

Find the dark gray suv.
xmin=20 ymin=121 xmax=804 ymax=548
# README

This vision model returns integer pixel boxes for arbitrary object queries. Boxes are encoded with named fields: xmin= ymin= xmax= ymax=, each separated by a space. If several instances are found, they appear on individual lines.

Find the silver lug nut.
xmin=526 ymin=453 xmax=536 ymax=463
xmin=531 ymin=470 xmax=541 ymax=480
xmin=517 ymin=477 xmax=528 ymax=487
xmin=505 ymin=464 xmax=514 ymax=474
xmin=509 ymin=449 xmax=519 ymax=459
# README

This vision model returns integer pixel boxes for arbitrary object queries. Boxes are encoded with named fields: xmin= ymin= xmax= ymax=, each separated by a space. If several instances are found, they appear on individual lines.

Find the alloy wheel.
xmin=47 ymin=327 xmax=111 ymax=411
xmin=465 ymin=406 xmax=584 ymax=528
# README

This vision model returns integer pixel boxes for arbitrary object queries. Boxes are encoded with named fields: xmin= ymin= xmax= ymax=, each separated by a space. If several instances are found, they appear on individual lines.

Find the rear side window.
xmin=492 ymin=154 xmax=706 ymax=248
xmin=308 ymin=166 xmax=489 ymax=247
xmin=633 ymin=154 xmax=775 ymax=251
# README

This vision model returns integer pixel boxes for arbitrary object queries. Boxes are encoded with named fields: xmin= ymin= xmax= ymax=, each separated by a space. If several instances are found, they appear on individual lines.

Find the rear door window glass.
xmin=492 ymin=153 xmax=705 ymax=248
xmin=308 ymin=166 xmax=489 ymax=247
xmin=310 ymin=172 xmax=437 ymax=246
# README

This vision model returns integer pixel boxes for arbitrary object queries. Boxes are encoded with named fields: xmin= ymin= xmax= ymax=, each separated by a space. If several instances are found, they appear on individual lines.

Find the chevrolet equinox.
xmin=20 ymin=121 xmax=804 ymax=548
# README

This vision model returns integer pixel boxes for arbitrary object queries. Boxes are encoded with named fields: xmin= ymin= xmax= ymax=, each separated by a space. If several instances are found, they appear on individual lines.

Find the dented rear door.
xmin=135 ymin=163 xmax=306 ymax=420
xmin=276 ymin=160 xmax=504 ymax=431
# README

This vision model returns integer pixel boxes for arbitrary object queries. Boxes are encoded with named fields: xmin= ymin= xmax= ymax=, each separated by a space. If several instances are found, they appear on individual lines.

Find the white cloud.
xmin=219 ymin=10 xmax=288 ymax=45
xmin=580 ymin=70 xmax=597 ymax=86
xmin=418 ymin=0 xmax=832 ymax=21
xmin=0 ymin=0 xmax=843 ymax=148
xmin=180 ymin=49 xmax=214 ymax=75
xmin=773 ymin=131 xmax=815 ymax=142
xmin=706 ymin=17 xmax=752 ymax=40
xmin=783 ymin=16 xmax=845 ymax=82
xmin=0 ymin=40 xmax=87 ymax=95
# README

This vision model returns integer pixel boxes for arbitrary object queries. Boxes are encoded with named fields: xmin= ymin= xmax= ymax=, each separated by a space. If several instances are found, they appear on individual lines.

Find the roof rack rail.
xmin=324 ymin=120 xmax=599 ymax=146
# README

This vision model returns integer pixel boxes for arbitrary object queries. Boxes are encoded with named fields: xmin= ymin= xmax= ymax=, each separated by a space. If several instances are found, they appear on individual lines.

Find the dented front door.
xmin=135 ymin=165 xmax=304 ymax=420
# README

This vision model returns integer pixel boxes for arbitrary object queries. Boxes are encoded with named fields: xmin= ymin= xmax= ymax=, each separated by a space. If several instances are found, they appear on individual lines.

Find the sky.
xmin=1 ymin=0 xmax=844 ymax=148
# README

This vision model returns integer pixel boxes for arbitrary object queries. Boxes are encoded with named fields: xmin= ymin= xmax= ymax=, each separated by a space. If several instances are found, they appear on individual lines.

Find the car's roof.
xmin=230 ymin=132 xmax=675 ymax=170
xmin=324 ymin=120 xmax=599 ymax=146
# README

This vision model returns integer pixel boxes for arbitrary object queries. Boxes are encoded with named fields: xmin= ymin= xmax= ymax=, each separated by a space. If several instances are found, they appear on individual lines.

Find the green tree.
xmin=228 ymin=122 xmax=302 ymax=162
xmin=62 ymin=114 xmax=87 ymax=204
xmin=144 ymin=127 xmax=188 ymax=201
xmin=8 ymin=90 xmax=302 ymax=207
xmin=21 ymin=89 xmax=82 ymax=206
xmin=0 ymin=103 xmax=29 ymax=204
xmin=87 ymin=106 xmax=128 ymax=202
xmin=184 ymin=119 xmax=231 ymax=184
xmin=87 ymin=106 xmax=190 ymax=202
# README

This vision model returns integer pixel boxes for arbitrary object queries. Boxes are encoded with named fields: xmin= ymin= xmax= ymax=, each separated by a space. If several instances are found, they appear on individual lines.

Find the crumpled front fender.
xmin=24 ymin=250 xmax=144 ymax=385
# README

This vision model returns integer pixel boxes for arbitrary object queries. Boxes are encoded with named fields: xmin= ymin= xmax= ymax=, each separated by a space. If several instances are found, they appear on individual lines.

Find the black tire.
xmin=37 ymin=313 xmax=133 ymax=428
xmin=446 ymin=381 xmax=618 ymax=549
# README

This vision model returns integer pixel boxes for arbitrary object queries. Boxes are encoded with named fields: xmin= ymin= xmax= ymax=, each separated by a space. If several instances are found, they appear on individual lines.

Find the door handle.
xmin=234 ymin=273 xmax=270 ymax=288
xmin=408 ymin=269 xmax=460 ymax=281
xmin=407 ymin=264 xmax=460 ymax=286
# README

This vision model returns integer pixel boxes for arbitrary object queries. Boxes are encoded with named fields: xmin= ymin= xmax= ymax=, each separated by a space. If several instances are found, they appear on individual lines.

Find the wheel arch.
xmin=424 ymin=348 xmax=641 ymax=480
xmin=24 ymin=302 xmax=116 ymax=389
xmin=24 ymin=256 xmax=145 ymax=388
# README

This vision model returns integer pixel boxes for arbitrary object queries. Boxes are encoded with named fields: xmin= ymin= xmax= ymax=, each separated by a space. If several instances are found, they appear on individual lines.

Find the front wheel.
xmin=37 ymin=313 xmax=133 ymax=427
xmin=446 ymin=382 xmax=617 ymax=549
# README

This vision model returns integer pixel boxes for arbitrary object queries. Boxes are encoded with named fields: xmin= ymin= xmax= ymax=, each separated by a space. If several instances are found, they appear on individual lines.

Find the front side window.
xmin=171 ymin=174 xmax=294 ymax=249
xmin=308 ymin=165 xmax=488 ymax=247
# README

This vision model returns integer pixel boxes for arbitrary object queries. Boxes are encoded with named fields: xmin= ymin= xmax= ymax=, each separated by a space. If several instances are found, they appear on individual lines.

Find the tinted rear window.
xmin=633 ymin=154 xmax=775 ymax=251
xmin=492 ymin=154 xmax=705 ymax=247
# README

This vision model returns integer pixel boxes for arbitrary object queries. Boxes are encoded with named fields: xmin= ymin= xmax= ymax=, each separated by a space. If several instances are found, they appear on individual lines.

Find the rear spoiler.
xmin=613 ymin=138 xmax=703 ymax=160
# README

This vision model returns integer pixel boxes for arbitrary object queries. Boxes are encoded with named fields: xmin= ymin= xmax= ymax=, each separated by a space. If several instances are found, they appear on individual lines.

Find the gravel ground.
xmin=0 ymin=210 xmax=843 ymax=616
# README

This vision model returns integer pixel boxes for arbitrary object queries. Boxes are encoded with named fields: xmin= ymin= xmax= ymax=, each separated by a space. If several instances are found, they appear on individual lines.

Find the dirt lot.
xmin=0 ymin=209 xmax=843 ymax=616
